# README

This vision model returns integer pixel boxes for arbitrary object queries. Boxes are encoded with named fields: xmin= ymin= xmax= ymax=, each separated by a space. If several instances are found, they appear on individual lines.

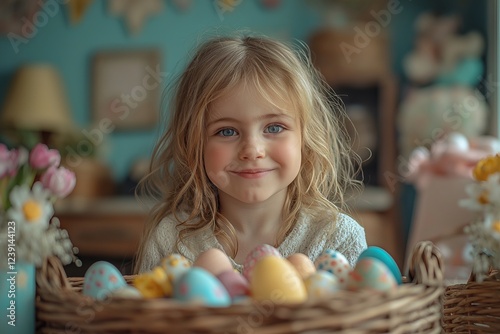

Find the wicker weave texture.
xmin=36 ymin=241 xmax=444 ymax=334
xmin=442 ymin=271 xmax=500 ymax=333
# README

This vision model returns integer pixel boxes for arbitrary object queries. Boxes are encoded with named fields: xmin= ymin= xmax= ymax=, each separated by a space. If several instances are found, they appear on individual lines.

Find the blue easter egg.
xmin=174 ymin=268 xmax=231 ymax=307
xmin=357 ymin=246 xmax=402 ymax=284
xmin=83 ymin=261 xmax=127 ymax=300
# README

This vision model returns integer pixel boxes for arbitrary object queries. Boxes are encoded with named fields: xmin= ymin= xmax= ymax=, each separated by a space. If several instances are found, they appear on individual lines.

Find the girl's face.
xmin=204 ymin=83 xmax=302 ymax=205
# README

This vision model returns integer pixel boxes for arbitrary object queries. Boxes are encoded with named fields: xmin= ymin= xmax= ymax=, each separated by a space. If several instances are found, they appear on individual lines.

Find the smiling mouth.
xmin=231 ymin=169 xmax=273 ymax=178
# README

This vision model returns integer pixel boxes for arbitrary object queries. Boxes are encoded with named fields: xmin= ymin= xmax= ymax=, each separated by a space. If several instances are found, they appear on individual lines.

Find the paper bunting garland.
xmin=68 ymin=0 xmax=94 ymax=25
xmin=109 ymin=0 xmax=164 ymax=36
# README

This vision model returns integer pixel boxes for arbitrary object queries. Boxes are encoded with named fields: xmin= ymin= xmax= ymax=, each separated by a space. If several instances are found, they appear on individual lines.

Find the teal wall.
xmin=0 ymin=0 xmax=317 ymax=181
xmin=0 ymin=0 xmax=488 ymax=183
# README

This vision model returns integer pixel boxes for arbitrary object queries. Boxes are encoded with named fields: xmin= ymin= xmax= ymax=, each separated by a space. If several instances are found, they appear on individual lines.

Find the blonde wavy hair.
xmin=134 ymin=33 xmax=362 ymax=273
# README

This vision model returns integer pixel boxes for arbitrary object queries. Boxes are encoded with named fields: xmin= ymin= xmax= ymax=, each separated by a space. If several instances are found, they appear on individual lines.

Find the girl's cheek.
xmin=204 ymin=144 xmax=232 ymax=188
xmin=207 ymin=170 xmax=230 ymax=189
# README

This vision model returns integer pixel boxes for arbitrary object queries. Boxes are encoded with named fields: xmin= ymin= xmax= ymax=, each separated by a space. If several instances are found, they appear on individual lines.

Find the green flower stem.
xmin=0 ymin=177 xmax=9 ymax=211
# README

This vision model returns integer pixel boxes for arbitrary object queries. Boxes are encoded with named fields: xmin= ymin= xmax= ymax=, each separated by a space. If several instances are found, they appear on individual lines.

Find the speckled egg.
xmin=346 ymin=258 xmax=398 ymax=292
xmin=243 ymin=244 xmax=281 ymax=281
xmin=314 ymin=250 xmax=351 ymax=287
xmin=83 ymin=261 xmax=127 ymax=300
xmin=304 ymin=270 xmax=340 ymax=299
xmin=357 ymin=246 xmax=402 ymax=284
xmin=160 ymin=253 xmax=192 ymax=285
xmin=174 ymin=267 xmax=231 ymax=307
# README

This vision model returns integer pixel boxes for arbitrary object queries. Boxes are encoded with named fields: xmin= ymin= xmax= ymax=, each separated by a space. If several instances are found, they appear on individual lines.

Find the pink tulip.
xmin=29 ymin=143 xmax=61 ymax=170
xmin=0 ymin=145 xmax=25 ymax=178
xmin=40 ymin=166 xmax=76 ymax=198
xmin=0 ymin=144 xmax=11 ymax=178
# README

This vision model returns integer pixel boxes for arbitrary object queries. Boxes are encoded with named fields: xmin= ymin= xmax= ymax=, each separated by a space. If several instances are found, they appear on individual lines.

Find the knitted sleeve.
xmin=136 ymin=217 xmax=178 ymax=273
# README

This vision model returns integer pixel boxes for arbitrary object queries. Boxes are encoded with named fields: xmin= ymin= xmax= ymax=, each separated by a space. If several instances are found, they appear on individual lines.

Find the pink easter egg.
xmin=242 ymin=244 xmax=281 ymax=281
xmin=216 ymin=270 xmax=249 ymax=298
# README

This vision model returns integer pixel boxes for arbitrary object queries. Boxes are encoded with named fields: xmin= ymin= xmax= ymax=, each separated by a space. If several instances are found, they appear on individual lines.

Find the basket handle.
xmin=407 ymin=241 xmax=444 ymax=286
xmin=36 ymin=256 xmax=71 ymax=292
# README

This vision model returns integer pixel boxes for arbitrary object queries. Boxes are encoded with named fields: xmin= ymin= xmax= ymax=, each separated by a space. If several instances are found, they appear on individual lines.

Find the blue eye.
xmin=266 ymin=124 xmax=283 ymax=133
xmin=217 ymin=128 xmax=237 ymax=136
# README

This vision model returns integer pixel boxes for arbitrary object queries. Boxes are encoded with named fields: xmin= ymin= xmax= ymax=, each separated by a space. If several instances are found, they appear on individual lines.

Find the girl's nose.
xmin=238 ymin=138 xmax=265 ymax=160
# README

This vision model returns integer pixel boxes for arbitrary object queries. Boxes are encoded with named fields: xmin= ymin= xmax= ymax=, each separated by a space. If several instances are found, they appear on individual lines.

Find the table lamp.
xmin=1 ymin=64 xmax=75 ymax=144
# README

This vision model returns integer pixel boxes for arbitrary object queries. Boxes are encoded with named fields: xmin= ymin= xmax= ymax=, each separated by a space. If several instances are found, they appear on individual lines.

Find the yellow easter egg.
xmin=250 ymin=256 xmax=307 ymax=304
xmin=133 ymin=267 xmax=172 ymax=298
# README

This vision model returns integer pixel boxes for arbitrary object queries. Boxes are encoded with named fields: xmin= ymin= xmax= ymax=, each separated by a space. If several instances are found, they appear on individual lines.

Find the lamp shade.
xmin=1 ymin=64 xmax=75 ymax=133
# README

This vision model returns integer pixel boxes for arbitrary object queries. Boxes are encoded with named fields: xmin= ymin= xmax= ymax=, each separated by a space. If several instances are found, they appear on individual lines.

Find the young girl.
xmin=134 ymin=33 xmax=367 ymax=274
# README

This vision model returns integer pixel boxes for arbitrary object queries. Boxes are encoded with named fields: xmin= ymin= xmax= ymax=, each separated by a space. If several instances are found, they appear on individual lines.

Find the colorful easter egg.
xmin=193 ymin=248 xmax=234 ymax=277
xmin=133 ymin=267 xmax=172 ymax=298
xmin=83 ymin=261 xmax=127 ymax=300
xmin=304 ymin=270 xmax=340 ymax=299
xmin=357 ymin=246 xmax=402 ymax=284
xmin=250 ymin=255 xmax=307 ymax=304
xmin=174 ymin=268 xmax=231 ymax=307
xmin=216 ymin=270 xmax=250 ymax=298
xmin=160 ymin=253 xmax=191 ymax=285
xmin=347 ymin=258 xmax=398 ymax=292
xmin=287 ymin=253 xmax=316 ymax=279
xmin=108 ymin=286 xmax=143 ymax=299
xmin=314 ymin=249 xmax=351 ymax=286
xmin=243 ymin=244 xmax=281 ymax=281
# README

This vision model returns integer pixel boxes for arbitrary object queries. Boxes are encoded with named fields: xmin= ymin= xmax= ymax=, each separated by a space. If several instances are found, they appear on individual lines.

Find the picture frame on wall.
xmin=91 ymin=48 xmax=162 ymax=130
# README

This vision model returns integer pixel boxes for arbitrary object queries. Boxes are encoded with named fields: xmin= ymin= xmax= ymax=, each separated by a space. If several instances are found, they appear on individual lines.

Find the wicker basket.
xmin=442 ymin=270 xmax=500 ymax=333
xmin=36 ymin=241 xmax=444 ymax=334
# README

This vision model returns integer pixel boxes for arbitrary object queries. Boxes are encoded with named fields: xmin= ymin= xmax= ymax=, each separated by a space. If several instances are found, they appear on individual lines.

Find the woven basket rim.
xmin=36 ymin=241 xmax=445 ymax=334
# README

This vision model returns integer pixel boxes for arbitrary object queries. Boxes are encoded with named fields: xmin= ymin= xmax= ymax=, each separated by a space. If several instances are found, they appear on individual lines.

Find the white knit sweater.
xmin=137 ymin=211 xmax=367 ymax=274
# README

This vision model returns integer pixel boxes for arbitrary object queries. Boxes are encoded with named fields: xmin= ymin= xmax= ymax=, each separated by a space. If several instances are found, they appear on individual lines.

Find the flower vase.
xmin=0 ymin=262 xmax=35 ymax=333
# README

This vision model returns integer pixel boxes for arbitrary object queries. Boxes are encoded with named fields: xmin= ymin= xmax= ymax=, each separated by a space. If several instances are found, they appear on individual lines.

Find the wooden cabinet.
xmin=55 ymin=197 xmax=149 ymax=276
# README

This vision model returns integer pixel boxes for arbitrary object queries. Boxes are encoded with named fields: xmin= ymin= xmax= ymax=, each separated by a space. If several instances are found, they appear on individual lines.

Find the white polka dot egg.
xmin=314 ymin=249 xmax=351 ymax=287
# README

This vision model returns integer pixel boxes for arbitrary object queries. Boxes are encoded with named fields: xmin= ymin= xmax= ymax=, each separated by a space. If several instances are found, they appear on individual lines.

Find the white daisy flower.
xmin=460 ymin=173 xmax=500 ymax=213
xmin=483 ymin=212 xmax=500 ymax=241
xmin=6 ymin=182 xmax=53 ymax=230
xmin=460 ymin=182 xmax=489 ymax=211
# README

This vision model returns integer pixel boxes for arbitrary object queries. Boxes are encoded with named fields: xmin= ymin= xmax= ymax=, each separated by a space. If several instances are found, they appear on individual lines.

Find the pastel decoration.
xmin=314 ymin=250 xmax=351 ymax=287
xmin=160 ymin=253 xmax=191 ymax=285
xmin=347 ymin=258 xmax=398 ymax=292
xmin=250 ymin=256 xmax=307 ymax=304
xmin=193 ymin=248 xmax=234 ymax=277
xmin=133 ymin=267 xmax=172 ymax=298
xmin=243 ymin=244 xmax=281 ymax=281
xmin=83 ymin=261 xmax=127 ymax=300
xmin=216 ymin=270 xmax=250 ymax=299
xmin=357 ymin=246 xmax=402 ymax=284
xmin=304 ymin=270 xmax=340 ymax=300
xmin=108 ymin=286 xmax=143 ymax=299
xmin=174 ymin=268 xmax=231 ymax=307
xmin=286 ymin=253 xmax=316 ymax=279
